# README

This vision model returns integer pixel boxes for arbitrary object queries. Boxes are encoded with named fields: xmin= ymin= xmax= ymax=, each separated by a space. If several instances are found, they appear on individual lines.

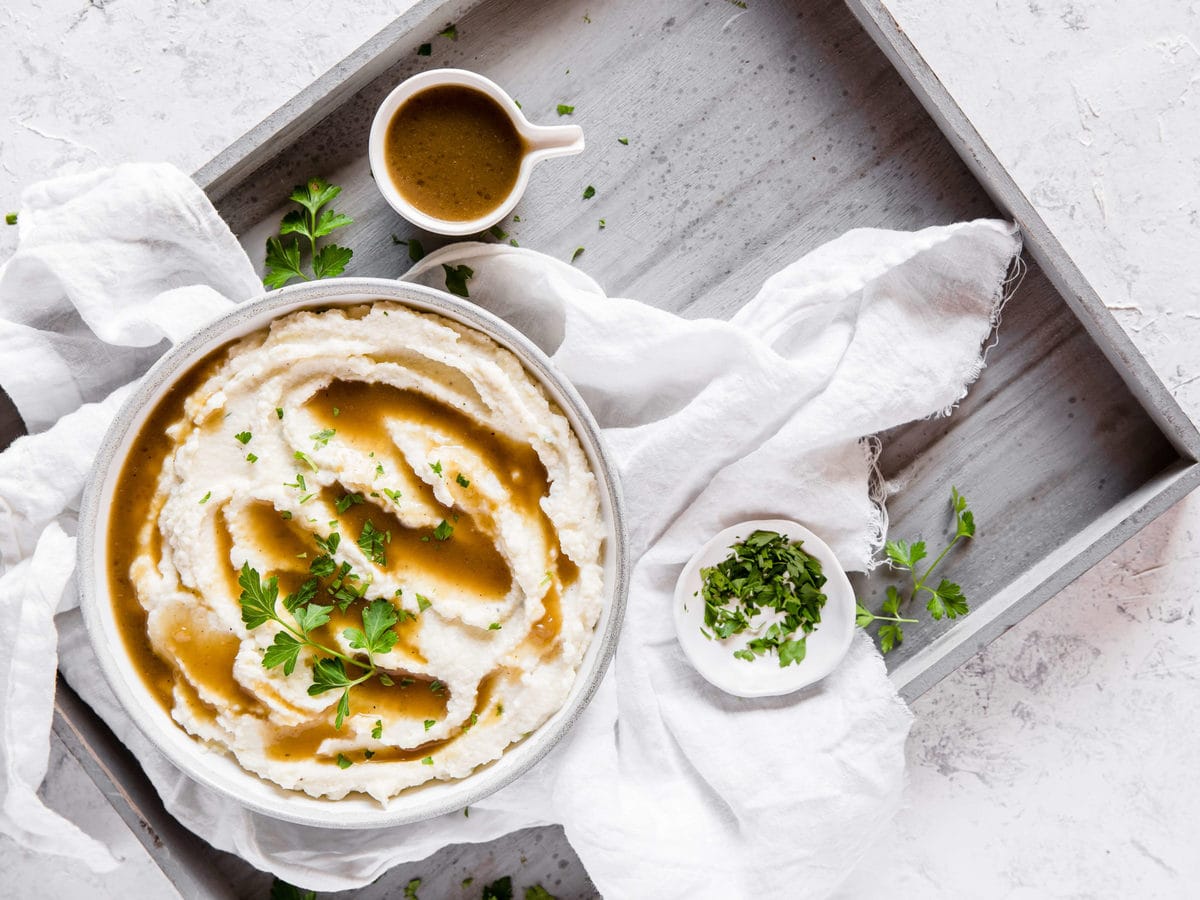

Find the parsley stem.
xmin=870 ymin=613 xmax=918 ymax=624
xmin=913 ymin=535 xmax=962 ymax=593
xmin=276 ymin=615 xmax=372 ymax=674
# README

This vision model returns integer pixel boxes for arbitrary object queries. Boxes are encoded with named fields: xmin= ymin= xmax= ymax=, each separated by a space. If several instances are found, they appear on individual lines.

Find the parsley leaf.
xmin=308 ymin=657 xmax=353 ymax=695
xmin=357 ymin=520 xmax=388 ymax=566
xmin=885 ymin=539 xmax=926 ymax=571
xmin=926 ymin=579 xmax=969 ymax=620
xmin=262 ymin=632 xmax=303 ymax=676
xmin=292 ymin=603 xmax=332 ymax=634
xmin=443 ymin=263 xmax=473 ymax=297
xmin=433 ymin=519 xmax=454 ymax=541
xmin=372 ymin=719 xmax=383 ymax=739
xmin=358 ymin=599 xmax=400 ymax=655
xmin=878 ymin=623 xmax=903 ymax=653
xmin=310 ymin=428 xmax=336 ymax=448
xmin=263 ymin=237 xmax=306 ymax=289
xmin=238 ymin=563 xmax=279 ymax=629
xmin=416 ymin=594 xmax=432 ymax=612
xmin=313 ymin=244 xmax=353 ymax=279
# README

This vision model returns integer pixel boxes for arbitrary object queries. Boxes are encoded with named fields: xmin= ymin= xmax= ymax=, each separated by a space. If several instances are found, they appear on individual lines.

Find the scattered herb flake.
xmin=372 ymin=720 xmax=383 ymax=739
xmin=234 ymin=431 xmax=252 ymax=445
xmin=336 ymin=753 xmax=353 ymax=769
xmin=421 ymin=756 xmax=434 ymax=765
xmin=571 ymin=246 xmax=584 ymax=263
xmin=489 ymin=224 xmax=508 ymax=240
xmin=443 ymin=263 xmax=473 ymax=297
xmin=294 ymin=450 xmax=318 ymax=472
xmin=199 ymin=491 xmax=212 ymax=504
xmin=599 ymin=218 xmax=606 ymax=229
xmin=4 ymin=213 xmax=16 ymax=226
xmin=417 ymin=42 xmax=432 ymax=56
xmin=488 ymin=622 xmax=502 ymax=631
xmin=438 ymin=22 xmax=458 ymax=40
xmin=556 ymin=104 xmax=575 ymax=116
xmin=416 ymin=594 xmax=432 ymax=612
xmin=424 ymin=719 xmax=435 ymax=731
xmin=404 ymin=879 xmax=422 ymax=900
xmin=617 ymin=137 xmax=629 ymax=145
xmin=455 ymin=473 xmax=470 ymax=488
xmin=433 ymin=519 xmax=454 ymax=541
xmin=582 ymin=185 xmax=595 ymax=200
xmin=246 ymin=453 xmax=258 ymax=463
xmin=276 ymin=407 xmax=284 ymax=419
xmin=430 ymin=460 xmax=443 ymax=476
xmin=310 ymin=428 xmax=336 ymax=448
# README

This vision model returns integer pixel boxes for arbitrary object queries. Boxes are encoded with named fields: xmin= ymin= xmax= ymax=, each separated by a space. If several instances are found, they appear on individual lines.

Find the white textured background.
xmin=3 ymin=0 xmax=1199 ymax=897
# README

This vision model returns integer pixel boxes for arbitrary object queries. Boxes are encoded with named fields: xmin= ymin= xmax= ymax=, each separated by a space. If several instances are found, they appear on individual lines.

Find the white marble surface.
xmin=2 ymin=1 xmax=1198 ymax=897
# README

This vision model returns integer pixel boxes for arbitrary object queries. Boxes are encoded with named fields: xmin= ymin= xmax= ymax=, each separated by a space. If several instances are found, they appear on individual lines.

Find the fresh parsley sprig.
xmin=263 ymin=178 xmax=354 ymax=289
xmin=238 ymin=552 xmax=404 ymax=730
xmin=856 ymin=487 xmax=976 ymax=653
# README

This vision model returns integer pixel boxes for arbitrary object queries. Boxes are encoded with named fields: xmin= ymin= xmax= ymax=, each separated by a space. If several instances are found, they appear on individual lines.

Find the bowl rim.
xmin=76 ymin=276 xmax=628 ymax=828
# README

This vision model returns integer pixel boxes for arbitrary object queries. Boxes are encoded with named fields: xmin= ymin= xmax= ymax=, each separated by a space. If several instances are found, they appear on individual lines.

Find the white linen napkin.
xmin=0 ymin=163 xmax=1021 ymax=897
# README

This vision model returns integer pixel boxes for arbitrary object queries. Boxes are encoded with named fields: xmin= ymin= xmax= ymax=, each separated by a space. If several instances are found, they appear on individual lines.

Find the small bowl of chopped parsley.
xmin=673 ymin=520 xmax=856 ymax=697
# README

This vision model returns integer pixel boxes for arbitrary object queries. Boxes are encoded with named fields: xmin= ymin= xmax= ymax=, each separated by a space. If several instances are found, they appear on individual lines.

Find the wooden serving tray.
xmin=32 ymin=0 xmax=1198 ymax=896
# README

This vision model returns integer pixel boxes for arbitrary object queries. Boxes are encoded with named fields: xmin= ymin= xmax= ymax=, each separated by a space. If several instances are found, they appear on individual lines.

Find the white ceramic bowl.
xmin=368 ymin=68 xmax=585 ymax=235
xmin=673 ymin=519 xmax=855 ymax=697
xmin=77 ymin=277 xmax=627 ymax=828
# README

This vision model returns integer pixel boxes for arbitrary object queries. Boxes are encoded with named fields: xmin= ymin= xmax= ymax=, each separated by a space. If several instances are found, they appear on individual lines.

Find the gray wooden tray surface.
xmin=17 ymin=0 xmax=1197 ymax=897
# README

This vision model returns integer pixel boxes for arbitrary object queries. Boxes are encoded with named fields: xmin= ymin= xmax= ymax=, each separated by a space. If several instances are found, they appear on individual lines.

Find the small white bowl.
xmin=368 ymin=68 xmax=585 ymax=236
xmin=673 ymin=519 xmax=855 ymax=697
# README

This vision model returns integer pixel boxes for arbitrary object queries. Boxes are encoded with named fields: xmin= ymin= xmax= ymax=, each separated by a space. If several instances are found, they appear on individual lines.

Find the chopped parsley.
xmin=234 ymin=431 xmax=252 ymax=445
xmin=294 ymin=450 xmax=318 ymax=472
xmin=582 ymin=185 xmax=595 ymax=200
xmin=336 ymin=753 xmax=353 ymax=769
xmin=489 ymin=224 xmax=508 ymax=240
xmin=332 ymin=407 xmax=340 ymax=417
xmin=488 ymin=622 xmax=502 ymax=630
xmin=571 ymin=246 xmax=584 ymax=263
xmin=280 ymin=511 xmax=292 ymax=520
xmin=310 ymin=428 xmax=336 ymax=448
xmin=556 ymin=103 xmax=575 ymax=116
xmin=617 ymin=137 xmax=629 ymax=145
xmin=421 ymin=756 xmax=434 ymax=765
xmin=438 ymin=22 xmax=458 ymax=40
xmin=4 ymin=213 xmax=16 ymax=226
xmin=430 ymin=679 xmax=445 ymax=694
xmin=383 ymin=488 xmax=402 ymax=503
xmin=433 ymin=519 xmax=454 ymax=541
xmin=357 ymin=520 xmax=389 ymax=566
xmin=417 ymin=42 xmax=431 ymax=56
xmin=429 ymin=460 xmax=443 ymax=476
xmin=455 ymin=473 xmax=470 ymax=488
xmin=372 ymin=719 xmax=383 ymax=739
xmin=335 ymin=492 xmax=364 ymax=514
xmin=424 ymin=719 xmax=435 ymax=731
xmin=598 ymin=218 xmax=606 ymax=229
xmin=416 ymin=594 xmax=432 ymax=612
xmin=404 ymin=879 xmax=421 ymax=900
xmin=246 ymin=453 xmax=258 ymax=463
xmin=275 ymin=407 xmax=284 ymax=419
xmin=699 ymin=530 xmax=825 ymax=668
xmin=199 ymin=491 xmax=212 ymax=504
